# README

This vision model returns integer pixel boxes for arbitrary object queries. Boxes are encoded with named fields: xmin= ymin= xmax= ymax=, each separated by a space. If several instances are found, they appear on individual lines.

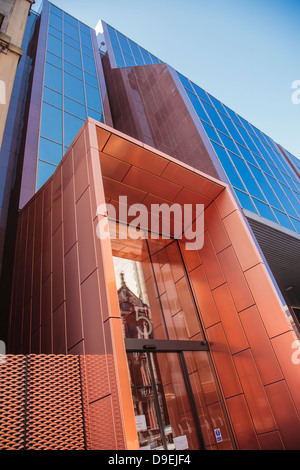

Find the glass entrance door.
xmin=126 ymin=341 xmax=235 ymax=450
xmin=127 ymin=350 xmax=204 ymax=450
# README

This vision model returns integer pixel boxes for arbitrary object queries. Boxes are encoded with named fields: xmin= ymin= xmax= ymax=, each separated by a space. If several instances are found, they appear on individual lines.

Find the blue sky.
xmin=33 ymin=0 xmax=300 ymax=158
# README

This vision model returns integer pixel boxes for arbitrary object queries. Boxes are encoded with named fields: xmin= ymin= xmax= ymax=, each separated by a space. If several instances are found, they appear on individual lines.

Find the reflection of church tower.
xmin=118 ymin=272 xmax=152 ymax=339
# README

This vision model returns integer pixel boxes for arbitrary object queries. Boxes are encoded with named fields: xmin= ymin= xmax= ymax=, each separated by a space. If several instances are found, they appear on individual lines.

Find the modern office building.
xmin=0 ymin=0 xmax=300 ymax=451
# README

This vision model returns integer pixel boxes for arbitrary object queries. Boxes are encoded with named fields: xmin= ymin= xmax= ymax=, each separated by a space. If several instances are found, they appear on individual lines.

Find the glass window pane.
xmin=140 ymin=49 xmax=152 ymax=65
xmin=250 ymin=165 xmax=283 ymax=211
xmin=234 ymin=189 xmax=257 ymax=213
xmin=44 ymin=63 xmax=62 ymax=93
xmin=40 ymin=102 xmax=62 ymax=143
xmin=64 ymin=43 xmax=82 ymax=67
xmin=48 ymin=25 xmax=62 ymax=40
xmin=236 ymin=144 xmax=257 ymax=166
xmin=80 ymin=22 xmax=91 ymax=36
xmin=272 ymin=209 xmax=295 ymax=231
xmin=64 ymin=112 xmax=85 ymax=147
xmin=63 ymin=20 xmax=79 ymax=41
xmin=37 ymin=160 xmax=57 ymax=190
xmin=84 ymin=71 xmax=98 ymax=87
xmin=265 ymin=174 xmax=298 ymax=218
xmin=64 ymin=60 xmax=83 ymax=80
xmin=114 ymin=51 xmax=125 ymax=67
xmin=80 ymin=30 xmax=93 ymax=49
xmin=50 ymin=4 xmax=62 ymax=17
xmin=87 ymin=108 xmax=103 ymax=121
xmin=219 ymin=133 xmax=240 ymax=155
xmin=279 ymin=184 xmax=300 ymax=218
xmin=82 ymin=44 xmax=94 ymax=57
xmin=207 ymin=94 xmax=227 ymax=114
xmin=252 ymin=199 xmax=277 ymax=223
xmin=64 ymin=72 xmax=85 ymax=103
xmin=176 ymin=72 xmax=194 ymax=92
xmin=290 ymin=218 xmax=300 ymax=234
xmin=221 ymin=115 xmax=245 ymax=146
xmin=200 ymin=120 xmax=222 ymax=144
xmin=192 ymin=83 xmax=210 ymax=103
xmin=63 ymin=13 xmax=78 ymax=27
xmin=82 ymin=53 xmax=97 ymax=76
xmin=131 ymin=46 xmax=143 ymax=62
xmin=43 ymin=86 xmax=62 ymax=108
xmin=39 ymin=137 xmax=63 ymax=165
xmin=63 ymin=34 xmax=80 ymax=49
xmin=201 ymin=101 xmax=229 ymax=135
xmin=47 ymin=34 xmax=62 ymax=57
xmin=230 ymin=152 xmax=265 ymax=200
xmin=85 ymin=83 xmax=102 ymax=111
xmin=46 ymin=51 xmax=62 ymax=68
xmin=211 ymin=142 xmax=246 ymax=192
xmin=223 ymin=105 xmax=241 ymax=125
xmin=185 ymin=89 xmax=211 ymax=124
xmin=124 ymin=55 xmax=135 ymax=67
xmin=64 ymin=96 xmax=87 ymax=119
xmin=49 ymin=12 xmax=62 ymax=30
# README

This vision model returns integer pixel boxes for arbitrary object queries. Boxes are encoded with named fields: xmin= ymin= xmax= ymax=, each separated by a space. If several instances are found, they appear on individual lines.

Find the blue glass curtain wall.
xmin=36 ymin=3 xmax=105 ymax=190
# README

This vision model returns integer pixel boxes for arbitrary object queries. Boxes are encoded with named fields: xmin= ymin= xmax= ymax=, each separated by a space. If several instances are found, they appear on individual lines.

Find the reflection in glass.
xmin=44 ymin=62 xmax=62 ymax=93
xmin=40 ymin=102 xmax=62 ymax=143
xmin=127 ymin=352 xmax=202 ymax=450
xmin=63 ymin=112 xmax=84 ymax=147
xmin=36 ymin=160 xmax=57 ymax=190
xmin=64 ymin=72 xmax=85 ymax=103
xmin=39 ymin=137 xmax=63 ymax=165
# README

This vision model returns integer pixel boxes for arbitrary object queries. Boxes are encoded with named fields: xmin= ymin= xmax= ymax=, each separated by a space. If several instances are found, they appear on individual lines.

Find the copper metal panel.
xmin=102 ymin=133 xmax=169 ymax=176
xmin=200 ymin=232 xmax=225 ymax=290
xmin=160 ymin=161 xmax=221 ymax=198
xmin=222 ymin=209 xmax=262 ymax=272
xmin=205 ymin=202 xmax=231 ymax=253
xmin=226 ymin=394 xmax=260 ymax=450
xmin=239 ymin=305 xmax=283 ymax=385
xmin=62 ymin=162 xmax=77 ymax=255
xmin=52 ymin=167 xmax=62 ymax=235
xmin=80 ymin=270 xmax=106 ymax=355
xmin=258 ymin=431 xmax=284 ymax=450
xmin=189 ymin=264 xmax=220 ymax=328
xmin=52 ymin=303 xmax=67 ymax=354
xmin=245 ymin=263 xmax=291 ymax=338
xmin=52 ymin=224 xmax=64 ymax=312
xmin=217 ymin=246 xmax=255 ymax=312
xmin=266 ymin=381 xmax=300 ymax=450
xmin=73 ymin=130 xmax=89 ymax=203
xmin=206 ymin=323 xmax=243 ymax=398
xmin=233 ymin=349 xmax=277 ymax=434
xmin=212 ymin=284 xmax=249 ymax=354
xmin=75 ymin=188 xmax=97 ymax=284
xmin=123 ymin=165 xmax=182 ymax=201
xmin=179 ymin=241 xmax=201 ymax=273
xmin=64 ymin=244 xmax=83 ymax=350
xmin=271 ymin=331 xmax=300 ymax=415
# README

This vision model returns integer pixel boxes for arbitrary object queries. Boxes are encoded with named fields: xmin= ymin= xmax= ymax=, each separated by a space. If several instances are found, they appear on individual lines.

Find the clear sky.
xmin=33 ymin=0 xmax=300 ymax=158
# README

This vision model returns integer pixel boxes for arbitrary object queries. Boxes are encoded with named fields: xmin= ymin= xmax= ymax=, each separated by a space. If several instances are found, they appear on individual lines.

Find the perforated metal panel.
xmin=25 ymin=355 xmax=85 ymax=450
xmin=0 ymin=355 xmax=26 ymax=449
xmin=0 ymin=355 xmax=85 ymax=450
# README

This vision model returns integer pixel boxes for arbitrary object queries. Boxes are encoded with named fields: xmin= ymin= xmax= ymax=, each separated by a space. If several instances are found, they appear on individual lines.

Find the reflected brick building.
xmin=0 ymin=0 xmax=300 ymax=451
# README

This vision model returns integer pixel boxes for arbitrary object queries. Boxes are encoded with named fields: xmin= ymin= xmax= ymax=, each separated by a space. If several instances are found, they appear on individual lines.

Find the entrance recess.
xmin=111 ymin=227 xmax=235 ymax=450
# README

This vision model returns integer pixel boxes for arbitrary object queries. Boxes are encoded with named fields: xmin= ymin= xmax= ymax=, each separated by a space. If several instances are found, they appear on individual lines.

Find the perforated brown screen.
xmin=0 ymin=355 xmax=85 ymax=450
